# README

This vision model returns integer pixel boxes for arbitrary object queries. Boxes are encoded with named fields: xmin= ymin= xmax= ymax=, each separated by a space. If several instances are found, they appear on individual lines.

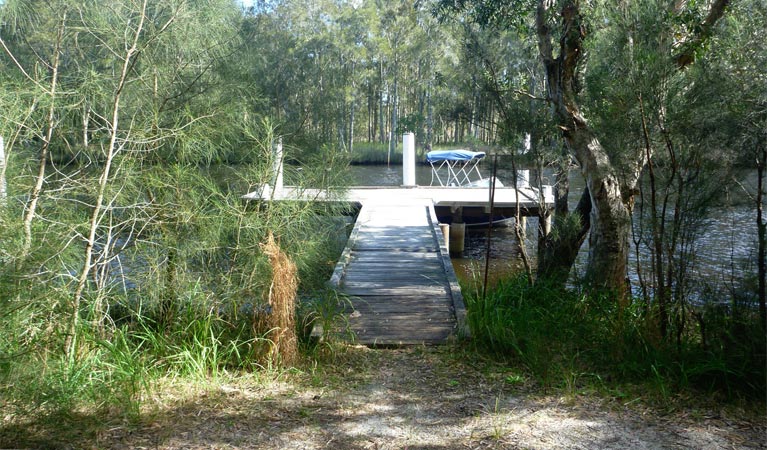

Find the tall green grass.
xmin=349 ymin=142 xmax=405 ymax=165
xmin=464 ymin=274 xmax=766 ymax=400
xmin=0 ymin=154 xmax=354 ymax=430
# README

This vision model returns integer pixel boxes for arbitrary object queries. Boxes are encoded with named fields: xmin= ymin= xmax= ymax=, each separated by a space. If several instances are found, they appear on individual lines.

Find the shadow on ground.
xmin=1 ymin=347 xmax=764 ymax=449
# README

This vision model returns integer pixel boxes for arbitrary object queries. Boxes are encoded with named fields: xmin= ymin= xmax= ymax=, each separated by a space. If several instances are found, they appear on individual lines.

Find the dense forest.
xmin=0 ymin=0 xmax=765 ymax=436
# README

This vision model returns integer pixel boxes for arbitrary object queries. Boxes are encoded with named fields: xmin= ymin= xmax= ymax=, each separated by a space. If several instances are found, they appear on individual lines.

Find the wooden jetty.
xmin=245 ymin=184 xmax=553 ymax=345
xmin=326 ymin=200 xmax=465 ymax=345
xmin=244 ymin=135 xmax=553 ymax=345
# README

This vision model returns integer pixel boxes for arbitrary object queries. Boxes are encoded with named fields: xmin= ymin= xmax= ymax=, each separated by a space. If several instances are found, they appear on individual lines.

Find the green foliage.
xmin=464 ymin=274 xmax=766 ymax=399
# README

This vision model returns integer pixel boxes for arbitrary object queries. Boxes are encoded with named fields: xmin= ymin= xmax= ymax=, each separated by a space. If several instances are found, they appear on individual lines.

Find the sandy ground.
xmin=2 ymin=346 xmax=765 ymax=449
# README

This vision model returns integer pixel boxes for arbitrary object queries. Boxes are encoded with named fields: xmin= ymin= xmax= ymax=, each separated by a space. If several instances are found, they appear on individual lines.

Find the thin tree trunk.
xmin=510 ymin=152 xmax=533 ymax=282
xmin=82 ymin=102 xmax=90 ymax=148
xmin=0 ymin=136 xmax=5 ymax=206
xmin=379 ymin=59 xmax=385 ymax=144
xmin=349 ymin=61 xmax=355 ymax=153
xmin=388 ymin=57 xmax=398 ymax=166
xmin=21 ymin=13 xmax=66 ymax=258
xmin=367 ymin=81 xmax=373 ymax=143
xmin=426 ymin=79 xmax=433 ymax=152
xmin=639 ymin=94 xmax=668 ymax=336
xmin=68 ymin=1 xmax=152 ymax=358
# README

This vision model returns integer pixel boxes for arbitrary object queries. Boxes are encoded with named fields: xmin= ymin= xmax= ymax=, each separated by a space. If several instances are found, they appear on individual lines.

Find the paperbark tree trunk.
xmin=533 ymin=0 xmax=729 ymax=296
xmin=538 ymin=187 xmax=591 ymax=283
xmin=536 ymin=0 xmax=631 ymax=296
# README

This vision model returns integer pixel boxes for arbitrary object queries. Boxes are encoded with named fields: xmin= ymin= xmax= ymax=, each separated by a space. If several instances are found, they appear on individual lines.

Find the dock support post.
xmin=402 ymin=132 xmax=416 ymax=187
xmin=439 ymin=223 xmax=450 ymax=251
xmin=272 ymin=137 xmax=284 ymax=198
xmin=541 ymin=185 xmax=553 ymax=237
xmin=518 ymin=216 xmax=527 ymax=235
xmin=517 ymin=133 xmax=530 ymax=189
xmin=449 ymin=222 xmax=465 ymax=255
xmin=516 ymin=170 xmax=530 ymax=189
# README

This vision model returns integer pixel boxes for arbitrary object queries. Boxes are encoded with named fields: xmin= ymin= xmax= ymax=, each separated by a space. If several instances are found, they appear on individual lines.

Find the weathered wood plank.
xmin=345 ymin=300 xmax=453 ymax=310
xmin=348 ymin=315 xmax=454 ymax=324
xmin=343 ymin=269 xmax=445 ymax=277
xmin=350 ymin=327 xmax=454 ymax=339
xmin=350 ymin=253 xmax=441 ymax=261
xmin=342 ymin=271 xmax=447 ymax=281
xmin=318 ymin=202 xmax=461 ymax=345
xmin=342 ymin=288 xmax=449 ymax=298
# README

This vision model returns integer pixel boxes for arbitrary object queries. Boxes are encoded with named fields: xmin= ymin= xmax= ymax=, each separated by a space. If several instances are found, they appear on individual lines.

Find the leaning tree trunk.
xmin=538 ymin=187 xmax=592 ymax=283
xmin=536 ymin=0 xmax=631 ymax=297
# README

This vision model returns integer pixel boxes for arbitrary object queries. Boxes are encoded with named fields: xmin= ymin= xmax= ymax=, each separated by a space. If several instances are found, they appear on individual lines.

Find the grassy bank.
xmin=462 ymin=274 xmax=766 ymax=402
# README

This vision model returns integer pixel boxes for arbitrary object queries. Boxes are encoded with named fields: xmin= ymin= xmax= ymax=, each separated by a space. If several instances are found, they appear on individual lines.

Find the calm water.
xmin=349 ymin=164 xmax=760 ymax=291
xmin=349 ymin=164 xmax=545 ymax=285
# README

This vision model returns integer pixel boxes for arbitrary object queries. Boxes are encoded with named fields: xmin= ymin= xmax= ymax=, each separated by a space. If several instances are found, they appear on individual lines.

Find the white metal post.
xmin=517 ymin=133 xmax=531 ymax=189
xmin=272 ymin=137 xmax=284 ymax=197
xmin=402 ymin=132 xmax=416 ymax=187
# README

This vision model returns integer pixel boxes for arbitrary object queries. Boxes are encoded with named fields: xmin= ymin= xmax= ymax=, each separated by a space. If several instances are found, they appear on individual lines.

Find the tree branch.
xmin=674 ymin=0 xmax=730 ymax=69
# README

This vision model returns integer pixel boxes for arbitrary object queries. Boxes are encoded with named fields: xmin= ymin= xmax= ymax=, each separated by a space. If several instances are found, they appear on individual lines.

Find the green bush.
xmin=464 ymin=274 xmax=766 ymax=399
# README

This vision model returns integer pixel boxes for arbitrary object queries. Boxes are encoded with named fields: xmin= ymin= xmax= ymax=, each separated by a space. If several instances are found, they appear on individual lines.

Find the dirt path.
xmin=3 ymin=346 xmax=765 ymax=449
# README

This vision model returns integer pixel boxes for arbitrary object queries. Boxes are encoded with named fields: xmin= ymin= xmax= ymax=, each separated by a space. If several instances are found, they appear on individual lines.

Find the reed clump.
xmin=257 ymin=232 xmax=299 ymax=367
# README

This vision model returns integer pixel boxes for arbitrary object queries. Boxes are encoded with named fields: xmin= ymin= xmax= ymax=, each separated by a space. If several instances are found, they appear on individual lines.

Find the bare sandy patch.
xmin=2 ymin=346 xmax=764 ymax=449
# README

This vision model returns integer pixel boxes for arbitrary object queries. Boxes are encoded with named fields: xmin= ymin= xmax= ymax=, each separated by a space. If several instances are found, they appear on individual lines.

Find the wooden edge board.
xmin=328 ymin=204 xmax=367 ymax=288
xmin=429 ymin=203 xmax=470 ymax=340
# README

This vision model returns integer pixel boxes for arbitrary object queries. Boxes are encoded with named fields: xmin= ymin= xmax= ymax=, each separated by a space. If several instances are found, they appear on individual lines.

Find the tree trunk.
xmin=388 ymin=57 xmax=398 ymax=166
xmin=349 ymin=61 xmax=355 ymax=153
xmin=0 ymin=136 xmax=5 ymax=206
xmin=426 ymin=79 xmax=433 ymax=152
xmin=758 ymin=147 xmax=766 ymax=332
xmin=379 ymin=59 xmax=385 ymax=144
xmin=21 ymin=13 xmax=66 ymax=258
xmin=533 ymin=0 xmax=728 ymax=296
xmin=538 ymin=186 xmax=592 ymax=283
xmin=536 ymin=0 xmax=631 ymax=296
xmin=82 ymin=102 xmax=90 ymax=149
xmin=68 ymin=0 xmax=156 ymax=358
xmin=575 ymin=129 xmax=632 ymax=295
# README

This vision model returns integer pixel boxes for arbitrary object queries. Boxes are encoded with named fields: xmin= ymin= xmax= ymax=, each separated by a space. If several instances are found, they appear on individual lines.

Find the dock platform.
xmin=245 ymin=184 xmax=553 ymax=345
xmin=327 ymin=200 xmax=465 ymax=345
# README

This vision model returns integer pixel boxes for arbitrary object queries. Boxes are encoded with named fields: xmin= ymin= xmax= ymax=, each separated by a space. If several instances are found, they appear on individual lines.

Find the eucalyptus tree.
xmin=435 ymin=0 xmax=731 ymax=298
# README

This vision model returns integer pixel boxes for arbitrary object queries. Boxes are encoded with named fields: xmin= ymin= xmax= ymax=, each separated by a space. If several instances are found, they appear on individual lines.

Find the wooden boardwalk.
xmin=327 ymin=201 xmax=466 ymax=345
xmin=245 ymin=183 xmax=554 ymax=346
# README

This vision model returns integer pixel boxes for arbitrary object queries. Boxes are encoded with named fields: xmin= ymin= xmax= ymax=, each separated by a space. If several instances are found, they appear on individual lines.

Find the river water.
xmin=349 ymin=164 xmax=760 ymax=293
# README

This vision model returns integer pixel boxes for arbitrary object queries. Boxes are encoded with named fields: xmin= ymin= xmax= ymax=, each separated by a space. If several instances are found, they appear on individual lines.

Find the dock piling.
xmin=449 ymin=222 xmax=465 ymax=255
xmin=439 ymin=223 xmax=450 ymax=251
xmin=402 ymin=132 xmax=416 ymax=187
